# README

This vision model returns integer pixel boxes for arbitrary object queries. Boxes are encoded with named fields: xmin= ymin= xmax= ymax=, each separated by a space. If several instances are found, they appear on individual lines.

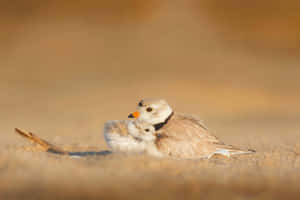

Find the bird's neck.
xmin=153 ymin=112 xmax=174 ymax=131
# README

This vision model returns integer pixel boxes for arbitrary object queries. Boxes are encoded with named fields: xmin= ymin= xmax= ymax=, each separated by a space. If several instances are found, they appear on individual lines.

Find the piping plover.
xmin=103 ymin=120 xmax=162 ymax=156
xmin=128 ymin=121 xmax=163 ymax=157
xmin=104 ymin=120 xmax=143 ymax=153
xmin=128 ymin=98 xmax=255 ymax=159
xmin=127 ymin=121 xmax=156 ymax=142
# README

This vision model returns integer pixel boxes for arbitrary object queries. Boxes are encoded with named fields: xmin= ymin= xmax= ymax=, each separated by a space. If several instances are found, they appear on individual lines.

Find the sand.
xmin=1 ymin=1 xmax=300 ymax=199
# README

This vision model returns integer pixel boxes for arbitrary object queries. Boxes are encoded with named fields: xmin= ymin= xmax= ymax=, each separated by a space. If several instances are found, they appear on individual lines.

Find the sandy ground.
xmin=1 ymin=1 xmax=300 ymax=199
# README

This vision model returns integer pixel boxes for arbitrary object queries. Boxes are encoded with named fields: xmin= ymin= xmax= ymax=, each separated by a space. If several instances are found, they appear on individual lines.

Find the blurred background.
xmin=1 ymin=1 xmax=300 ymax=199
xmin=1 ymin=0 xmax=300 ymax=145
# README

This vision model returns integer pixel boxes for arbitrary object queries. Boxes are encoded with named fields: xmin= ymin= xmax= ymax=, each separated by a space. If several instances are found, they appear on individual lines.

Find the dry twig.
xmin=15 ymin=128 xmax=68 ymax=155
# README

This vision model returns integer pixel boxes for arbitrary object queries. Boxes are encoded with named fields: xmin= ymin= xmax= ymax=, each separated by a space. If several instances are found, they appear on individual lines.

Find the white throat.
xmin=139 ymin=106 xmax=173 ymax=125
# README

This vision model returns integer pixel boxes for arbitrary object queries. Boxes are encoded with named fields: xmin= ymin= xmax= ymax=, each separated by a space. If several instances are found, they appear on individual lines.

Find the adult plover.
xmin=128 ymin=98 xmax=255 ymax=159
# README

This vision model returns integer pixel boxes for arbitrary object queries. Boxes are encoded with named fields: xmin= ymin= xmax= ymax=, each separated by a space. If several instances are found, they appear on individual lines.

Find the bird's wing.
xmin=158 ymin=113 xmax=220 ymax=142
xmin=175 ymin=112 xmax=209 ymax=130
xmin=155 ymin=137 xmax=215 ymax=159
xmin=103 ymin=120 xmax=146 ymax=152
xmin=155 ymin=113 xmax=222 ymax=159
xmin=103 ymin=120 xmax=131 ymax=137
xmin=214 ymin=144 xmax=256 ymax=157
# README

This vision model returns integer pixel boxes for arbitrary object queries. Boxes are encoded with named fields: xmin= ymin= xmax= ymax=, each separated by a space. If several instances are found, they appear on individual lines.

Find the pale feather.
xmin=155 ymin=112 xmax=221 ymax=159
xmin=155 ymin=112 xmax=255 ymax=159
xmin=103 ymin=120 xmax=146 ymax=152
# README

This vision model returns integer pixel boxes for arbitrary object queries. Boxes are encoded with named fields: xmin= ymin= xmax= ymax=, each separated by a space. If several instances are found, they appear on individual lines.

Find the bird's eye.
xmin=146 ymin=107 xmax=153 ymax=112
xmin=145 ymin=129 xmax=150 ymax=132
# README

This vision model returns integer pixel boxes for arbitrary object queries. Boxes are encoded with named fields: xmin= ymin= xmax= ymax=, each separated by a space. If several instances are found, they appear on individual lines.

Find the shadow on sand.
xmin=47 ymin=149 xmax=112 ymax=157
xmin=68 ymin=150 xmax=112 ymax=157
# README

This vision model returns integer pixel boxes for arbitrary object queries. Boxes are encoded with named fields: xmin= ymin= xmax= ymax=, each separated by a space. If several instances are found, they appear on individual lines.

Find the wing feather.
xmin=155 ymin=113 xmax=221 ymax=159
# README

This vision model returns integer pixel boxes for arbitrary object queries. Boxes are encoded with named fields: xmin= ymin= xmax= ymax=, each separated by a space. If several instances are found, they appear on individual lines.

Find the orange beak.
xmin=128 ymin=111 xmax=140 ymax=118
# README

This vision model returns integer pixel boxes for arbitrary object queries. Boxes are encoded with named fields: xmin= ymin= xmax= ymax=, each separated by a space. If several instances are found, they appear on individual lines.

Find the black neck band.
xmin=153 ymin=112 xmax=174 ymax=131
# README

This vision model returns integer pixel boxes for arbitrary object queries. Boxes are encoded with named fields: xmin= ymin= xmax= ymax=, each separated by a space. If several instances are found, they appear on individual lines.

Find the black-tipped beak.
xmin=128 ymin=111 xmax=140 ymax=118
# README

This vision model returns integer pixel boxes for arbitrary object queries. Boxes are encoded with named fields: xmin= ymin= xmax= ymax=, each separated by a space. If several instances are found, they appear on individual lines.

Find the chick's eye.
xmin=145 ymin=129 xmax=150 ymax=132
xmin=146 ymin=107 xmax=153 ymax=112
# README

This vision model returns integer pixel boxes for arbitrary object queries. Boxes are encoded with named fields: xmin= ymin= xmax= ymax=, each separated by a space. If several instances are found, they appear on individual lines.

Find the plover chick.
xmin=103 ymin=119 xmax=162 ymax=157
xmin=103 ymin=120 xmax=145 ymax=153
xmin=128 ymin=121 xmax=163 ymax=157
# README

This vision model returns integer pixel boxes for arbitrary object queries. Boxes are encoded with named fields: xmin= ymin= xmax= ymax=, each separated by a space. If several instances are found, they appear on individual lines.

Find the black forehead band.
xmin=138 ymin=100 xmax=144 ymax=107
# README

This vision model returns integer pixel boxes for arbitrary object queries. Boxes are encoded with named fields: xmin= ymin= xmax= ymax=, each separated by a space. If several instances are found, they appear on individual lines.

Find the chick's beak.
xmin=128 ymin=111 xmax=140 ymax=118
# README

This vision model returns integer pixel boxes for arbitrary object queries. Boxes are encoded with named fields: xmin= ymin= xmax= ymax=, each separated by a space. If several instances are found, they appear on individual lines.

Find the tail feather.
xmin=215 ymin=145 xmax=255 ymax=157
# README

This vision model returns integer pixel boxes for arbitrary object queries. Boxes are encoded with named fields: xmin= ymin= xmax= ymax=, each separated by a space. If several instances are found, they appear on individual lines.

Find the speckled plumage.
xmin=103 ymin=120 xmax=144 ymax=153
xmin=103 ymin=120 xmax=163 ymax=157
